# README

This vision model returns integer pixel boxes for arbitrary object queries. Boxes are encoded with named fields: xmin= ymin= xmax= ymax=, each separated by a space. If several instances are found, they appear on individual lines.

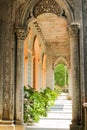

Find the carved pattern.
xmin=68 ymin=25 xmax=79 ymax=38
xmin=16 ymin=28 xmax=28 ymax=40
xmin=33 ymin=0 xmax=62 ymax=17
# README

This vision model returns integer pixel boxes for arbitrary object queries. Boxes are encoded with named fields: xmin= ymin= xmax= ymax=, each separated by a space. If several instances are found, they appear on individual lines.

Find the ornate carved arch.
xmin=33 ymin=0 xmax=62 ymax=17
xmin=16 ymin=0 xmax=74 ymax=26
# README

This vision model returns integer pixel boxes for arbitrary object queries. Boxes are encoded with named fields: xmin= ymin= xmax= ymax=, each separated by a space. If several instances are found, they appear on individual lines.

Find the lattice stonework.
xmin=33 ymin=0 xmax=62 ymax=17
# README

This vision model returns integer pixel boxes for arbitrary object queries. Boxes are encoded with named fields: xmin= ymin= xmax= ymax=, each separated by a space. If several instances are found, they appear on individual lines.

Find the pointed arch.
xmin=54 ymin=56 xmax=69 ymax=68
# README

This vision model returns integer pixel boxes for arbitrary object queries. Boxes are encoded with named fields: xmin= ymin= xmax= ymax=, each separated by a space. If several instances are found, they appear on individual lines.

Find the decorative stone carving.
xmin=16 ymin=28 xmax=28 ymax=40
xmin=68 ymin=25 xmax=79 ymax=39
xmin=33 ymin=0 xmax=62 ymax=17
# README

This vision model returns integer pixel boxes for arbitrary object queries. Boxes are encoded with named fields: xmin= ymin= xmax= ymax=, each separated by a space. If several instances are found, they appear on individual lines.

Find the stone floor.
xmin=26 ymin=93 xmax=72 ymax=130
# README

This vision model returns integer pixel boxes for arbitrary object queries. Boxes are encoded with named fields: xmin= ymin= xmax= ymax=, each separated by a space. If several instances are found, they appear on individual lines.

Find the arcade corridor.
xmin=0 ymin=0 xmax=87 ymax=130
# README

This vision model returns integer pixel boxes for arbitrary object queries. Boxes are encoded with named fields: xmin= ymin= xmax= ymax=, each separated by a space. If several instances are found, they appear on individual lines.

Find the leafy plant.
xmin=54 ymin=85 xmax=62 ymax=95
xmin=24 ymin=86 xmax=58 ymax=123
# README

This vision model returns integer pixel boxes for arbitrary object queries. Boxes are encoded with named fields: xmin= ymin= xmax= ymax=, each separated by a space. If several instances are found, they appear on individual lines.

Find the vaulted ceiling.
xmin=31 ymin=13 xmax=70 ymax=65
xmin=27 ymin=0 xmax=72 ymax=65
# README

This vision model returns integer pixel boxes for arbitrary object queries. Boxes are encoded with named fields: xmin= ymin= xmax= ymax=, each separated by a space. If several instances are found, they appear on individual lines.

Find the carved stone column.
xmin=68 ymin=25 xmax=81 ymax=129
xmin=15 ymin=28 xmax=27 ymax=125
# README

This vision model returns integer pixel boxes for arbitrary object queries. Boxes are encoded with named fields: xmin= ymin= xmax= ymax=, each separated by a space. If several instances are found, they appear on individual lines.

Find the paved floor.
xmin=26 ymin=93 xmax=72 ymax=130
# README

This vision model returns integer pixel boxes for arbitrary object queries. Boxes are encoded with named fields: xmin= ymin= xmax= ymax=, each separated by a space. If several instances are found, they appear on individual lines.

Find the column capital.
xmin=68 ymin=24 xmax=79 ymax=38
xmin=16 ymin=27 xmax=28 ymax=40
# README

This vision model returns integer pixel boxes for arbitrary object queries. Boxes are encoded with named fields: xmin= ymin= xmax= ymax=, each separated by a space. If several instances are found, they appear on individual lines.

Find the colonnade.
xmin=0 ymin=24 xmax=83 ymax=130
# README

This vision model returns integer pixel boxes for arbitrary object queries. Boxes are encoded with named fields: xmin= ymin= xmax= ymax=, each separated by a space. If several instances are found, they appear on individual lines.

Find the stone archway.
xmin=0 ymin=0 xmax=86 ymax=130
xmin=15 ymin=0 xmax=82 ymax=130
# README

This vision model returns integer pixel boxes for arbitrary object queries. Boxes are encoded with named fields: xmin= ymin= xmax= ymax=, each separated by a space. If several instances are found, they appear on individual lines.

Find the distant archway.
xmin=54 ymin=57 xmax=69 ymax=68
xmin=54 ymin=63 xmax=68 ymax=89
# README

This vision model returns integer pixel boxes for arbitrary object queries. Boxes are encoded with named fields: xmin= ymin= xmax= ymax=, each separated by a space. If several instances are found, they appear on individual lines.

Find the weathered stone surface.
xmin=0 ymin=0 xmax=15 ymax=121
xmin=15 ymin=28 xmax=27 ymax=124
xmin=0 ymin=0 xmax=86 ymax=130
xmin=69 ymin=25 xmax=81 ymax=125
xmin=82 ymin=0 xmax=87 ymax=102
xmin=0 ymin=125 xmax=15 ymax=130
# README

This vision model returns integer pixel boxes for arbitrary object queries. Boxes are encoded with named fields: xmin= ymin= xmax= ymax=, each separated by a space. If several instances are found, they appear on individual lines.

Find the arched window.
xmin=33 ymin=36 xmax=41 ymax=90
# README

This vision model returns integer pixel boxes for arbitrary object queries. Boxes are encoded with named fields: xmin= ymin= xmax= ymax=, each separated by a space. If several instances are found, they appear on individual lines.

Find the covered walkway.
xmin=27 ymin=93 xmax=72 ymax=130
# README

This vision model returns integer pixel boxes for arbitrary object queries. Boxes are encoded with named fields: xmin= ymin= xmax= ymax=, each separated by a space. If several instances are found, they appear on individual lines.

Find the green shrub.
xmin=54 ymin=85 xmax=62 ymax=95
xmin=24 ymin=86 xmax=58 ymax=123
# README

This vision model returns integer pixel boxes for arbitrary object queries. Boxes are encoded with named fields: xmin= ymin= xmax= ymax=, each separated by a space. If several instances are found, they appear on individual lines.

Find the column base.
xmin=0 ymin=120 xmax=14 ymax=125
xmin=0 ymin=124 xmax=26 ymax=130
xmin=0 ymin=125 xmax=15 ymax=130
xmin=15 ymin=124 xmax=26 ymax=130
xmin=70 ymin=124 xmax=84 ymax=130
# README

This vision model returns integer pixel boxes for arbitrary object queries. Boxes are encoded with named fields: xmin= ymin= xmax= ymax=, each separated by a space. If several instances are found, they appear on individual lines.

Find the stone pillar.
xmin=83 ymin=103 xmax=87 ymax=130
xmin=69 ymin=25 xmax=81 ymax=130
xmin=15 ymin=28 xmax=27 ymax=127
xmin=38 ymin=62 xmax=42 ymax=91
xmin=81 ymin=1 xmax=87 ymax=129
xmin=52 ymin=68 xmax=55 ymax=90
xmin=0 ymin=31 xmax=15 ymax=126
xmin=0 ymin=24 xmax=15 ymax=129
xmin=46 ymin=56 xmax=54 ymax=90
xmin=68 ymin=67 xmax=72 ymax=99
xmin=82 ymin=0 xmax=87 ymax=105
